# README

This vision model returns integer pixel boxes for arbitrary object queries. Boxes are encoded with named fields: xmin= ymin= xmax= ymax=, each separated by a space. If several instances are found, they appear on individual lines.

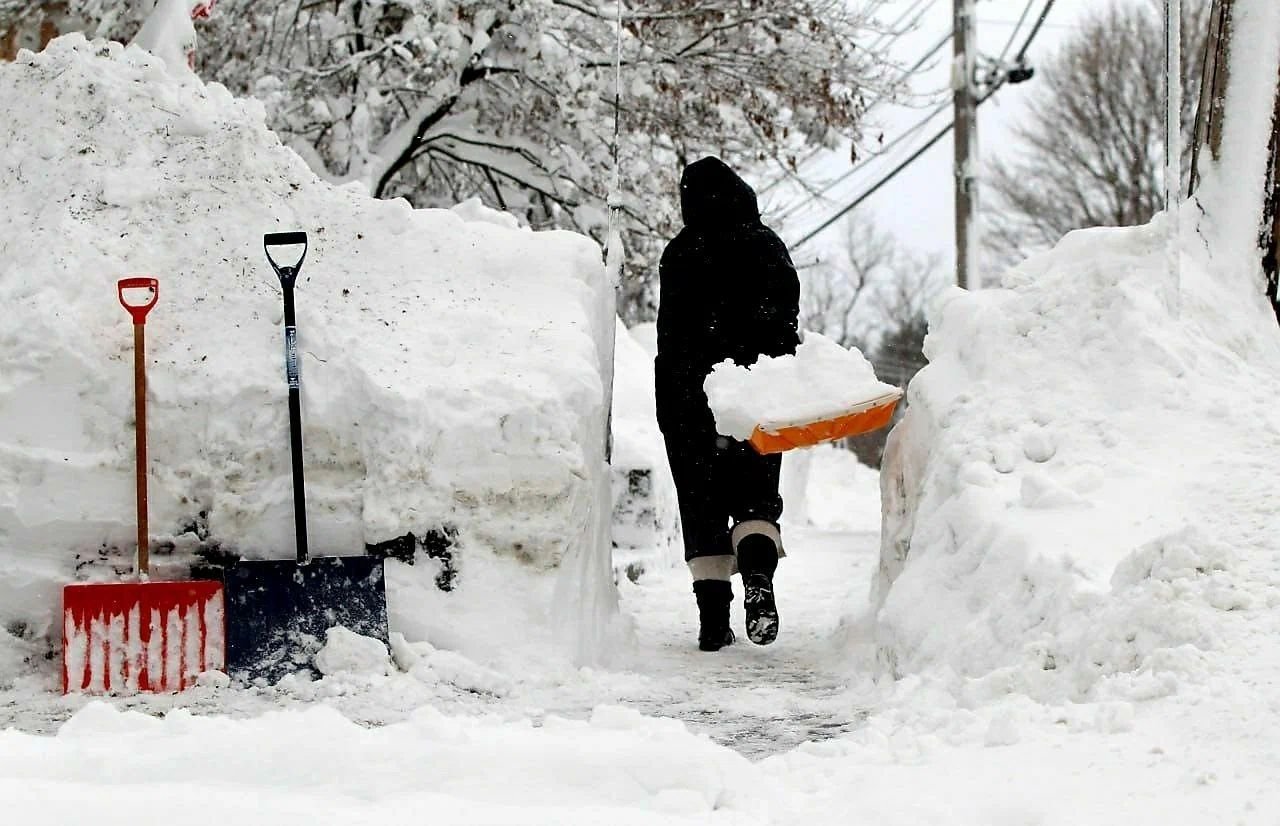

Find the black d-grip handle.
xmin=264 ymin=232 xmax=308 ymax=287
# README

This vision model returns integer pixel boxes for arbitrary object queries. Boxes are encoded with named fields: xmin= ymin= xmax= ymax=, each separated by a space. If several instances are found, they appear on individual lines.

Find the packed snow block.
xmin=608 ymin=319 xmax=680 ymax=578
xmin=0 ymin=34 xmax=619 ymax=680
xmin=875 ymin=219 xmax=1280 ymax=701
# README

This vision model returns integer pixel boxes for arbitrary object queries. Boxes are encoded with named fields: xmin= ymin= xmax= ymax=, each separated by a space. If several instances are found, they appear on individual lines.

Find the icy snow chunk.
xmin=57 ymin=701 xmax=161 ymax=737
xmin=450 ymin=196 xmax=521 ymax=229
xmin=983 ymin=713 xmax=1021 ymax=747
xmin=1021 ymin=429 xmax=1057 ymax=463
xmin=992 ymin=442 xmax=1019 ymax=473
xmin=1019 ymin=471 xmax=1086 ymax=509
xmin=1111 ymin=527 xmax=1235 ymax=588
xmin=704 ymin=331 xmax=900 ymax=440
xmin=313 ymin=626 xmax=392 ymax=676
xmin=397 ymin=637 xmax=512 ymax=697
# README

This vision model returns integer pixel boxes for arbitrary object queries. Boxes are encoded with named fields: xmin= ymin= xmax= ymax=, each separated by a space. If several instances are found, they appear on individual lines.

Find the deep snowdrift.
xmin=878 ymin=210 xmax=1280 ymax=701
xmin=876 ymin=0 xmax=1280 ymax=704
xmin=0 ymin=35 xmax=619 ymax=684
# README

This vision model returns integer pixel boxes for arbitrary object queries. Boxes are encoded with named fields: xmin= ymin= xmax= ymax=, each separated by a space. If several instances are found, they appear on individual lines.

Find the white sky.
xmin=772 ymin=0 xmax=1117 ymax=281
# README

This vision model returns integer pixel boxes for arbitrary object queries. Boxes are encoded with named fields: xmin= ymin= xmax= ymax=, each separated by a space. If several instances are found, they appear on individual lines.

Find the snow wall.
xmin=876 ymin=2 xmax=1280 ymax=704
xmin=608 ymin=320 xmax=682 ymax=578
xmin=0 ymin=35 xmax=623 ymax=685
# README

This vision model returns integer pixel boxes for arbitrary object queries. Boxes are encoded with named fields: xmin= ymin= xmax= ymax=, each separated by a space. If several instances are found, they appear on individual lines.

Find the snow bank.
xmin=608 ymin=321 xmax=680 ymax=577
xmin=875 ymin=0 xmax=1280 ymax=705
xmin=877 ymin=214 xmax=1280 ymax=700
xmin=0 ymin=34 xmax=620 ymax=683
xmin=0 ymin=702 xmax=770 ymax=824
xmin=802 ymin=445 xmax=881 ymax=534
xmin=704 ymin=331 xmax=900 ymax=440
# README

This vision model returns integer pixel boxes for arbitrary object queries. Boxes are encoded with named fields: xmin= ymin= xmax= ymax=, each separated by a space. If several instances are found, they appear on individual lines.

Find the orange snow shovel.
xmin=61 ymin=278 xmax=225 ymax=694
xmin=747 ymin=389 xmax=903 ymax=454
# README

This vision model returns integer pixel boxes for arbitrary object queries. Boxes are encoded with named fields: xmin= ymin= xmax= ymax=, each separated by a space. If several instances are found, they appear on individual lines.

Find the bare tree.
xmin=61 ymin=0 xmax=900 ymax=323
xmin=799 ymin=215 xmax=941 ymax=467
xmin=799 ymin=217 xmax=895 ymax=349
xmin=984 ymin=0 xmax=1208 ymax=267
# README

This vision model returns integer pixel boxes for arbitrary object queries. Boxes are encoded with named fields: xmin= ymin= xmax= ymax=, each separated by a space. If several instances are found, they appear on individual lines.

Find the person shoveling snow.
xmin=655 ymin=156 xmax=800 ymax=652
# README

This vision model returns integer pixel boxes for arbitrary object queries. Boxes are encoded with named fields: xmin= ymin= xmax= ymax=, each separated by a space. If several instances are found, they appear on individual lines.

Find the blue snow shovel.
xmin=219 ymin=232 xmax=389 ymax=684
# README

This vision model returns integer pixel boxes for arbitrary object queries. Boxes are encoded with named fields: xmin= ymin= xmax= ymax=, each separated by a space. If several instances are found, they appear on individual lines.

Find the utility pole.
xmin=1190 ymin=0 xmax=1280 ymax=326
xmin=953 ymin=0 xmax=979 ymax=289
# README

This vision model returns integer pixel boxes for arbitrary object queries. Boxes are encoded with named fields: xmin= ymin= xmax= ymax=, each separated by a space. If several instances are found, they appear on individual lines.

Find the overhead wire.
xmin=759 ymin=0 xmax=945 ymax=195
xmin=788 ymin=0 xmax=1059 ymax=251
xmin=765 ymin=26 xmax=954 ymax=208
xmin=771 ymin=100 xmax=950 ymax=224
xmin=996 ymin=0 xmax=1035 ymax=64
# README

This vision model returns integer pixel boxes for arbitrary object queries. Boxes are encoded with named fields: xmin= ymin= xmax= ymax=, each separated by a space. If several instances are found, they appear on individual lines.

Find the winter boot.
xmin=692 ymin=580 xmax=735 ymax=651
xmin=736 ymin=531 xmax=780 ymax=646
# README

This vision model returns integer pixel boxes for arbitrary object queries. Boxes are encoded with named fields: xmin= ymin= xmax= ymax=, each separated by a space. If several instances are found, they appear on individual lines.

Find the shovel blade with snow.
xmin=748 ymin=390 xmax=902 ymax=454
xmin=62 ymin=277 xmax=227 ymax=694
xmin=218 ymin=233 xmax=388 ymax=685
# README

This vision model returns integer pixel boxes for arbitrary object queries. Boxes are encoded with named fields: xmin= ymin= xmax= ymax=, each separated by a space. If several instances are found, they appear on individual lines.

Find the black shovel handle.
xmin=264 ymin=232 xmax=308 ymax=286
xmin=264 ymin=231 xmax=310 ymax=564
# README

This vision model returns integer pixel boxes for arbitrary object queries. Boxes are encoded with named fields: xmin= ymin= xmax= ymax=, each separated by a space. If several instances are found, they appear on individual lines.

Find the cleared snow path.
xmin=0 ymin=525 xmax=878 ymax=761
xmin=528 ymin=527 xmax=876 ymax=757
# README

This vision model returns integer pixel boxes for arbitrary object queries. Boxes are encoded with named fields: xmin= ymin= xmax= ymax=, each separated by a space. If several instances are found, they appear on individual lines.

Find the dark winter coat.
xmin=654 ymin=157 xmax=801 ymax=436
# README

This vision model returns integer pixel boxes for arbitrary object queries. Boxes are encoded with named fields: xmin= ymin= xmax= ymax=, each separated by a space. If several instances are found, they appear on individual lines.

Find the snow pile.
xmin=875 ymin=2 xmax=1280 ymax=705
xmin=801 ymin=445 xmax=882 ymax=534
xmin=0 ymin=35 xmax=619 ymax=683
xmin=704 ymin=331 xmax=900 ymax=440
xmin=0 ymin=702 xmax=770 ymax=823
xmin=608 ymin=320 xmax=680 ymax=577
xmin=313 ymin=627 xmax=391 ymax=677
xmin=876 ymin=214 xmax=1280 ymax=700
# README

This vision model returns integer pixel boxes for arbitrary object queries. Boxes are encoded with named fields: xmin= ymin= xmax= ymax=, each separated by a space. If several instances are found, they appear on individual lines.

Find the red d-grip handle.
xmin=118 ymin=277 xmax=159 ymax=324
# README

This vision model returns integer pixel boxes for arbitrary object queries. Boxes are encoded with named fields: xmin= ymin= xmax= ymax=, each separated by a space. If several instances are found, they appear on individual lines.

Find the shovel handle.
xmin=264 ymin=232 xmax=308 ymax=289
xmin=118 ymin=277 xmax=159 ymax=325
xmin=118 ymin=278 xmax=158 ymax=576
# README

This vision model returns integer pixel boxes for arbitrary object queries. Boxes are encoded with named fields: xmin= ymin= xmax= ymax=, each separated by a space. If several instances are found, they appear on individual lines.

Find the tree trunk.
xmin=1263 ymin=65 xmax=1280 ymax=323
xmin=1190 ymin=0 xmax=1280 ymax=325
xmin=1189 ymin=0 xmax=1232 ymax=192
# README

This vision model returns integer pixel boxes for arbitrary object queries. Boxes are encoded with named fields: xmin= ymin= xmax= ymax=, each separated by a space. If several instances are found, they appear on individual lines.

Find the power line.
xmin=789 ymin=0 xmax=1058 ymax=251
xmin=760 ymin=0 xmax=946 ymax=196
xmin=772 ymin=100 xmax=950 ymax=224
xmin=768 ymin=29 xmax=956 ymax=211
xmin=996 ymin=0 xmax=1035 ymax=64
xmin=1016 ymin=0 xmax=1058 ymax=62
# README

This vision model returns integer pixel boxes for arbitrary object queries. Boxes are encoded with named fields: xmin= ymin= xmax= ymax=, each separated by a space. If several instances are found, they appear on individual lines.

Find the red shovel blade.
xmin=62 ymin=580 xmax=225 ymax=694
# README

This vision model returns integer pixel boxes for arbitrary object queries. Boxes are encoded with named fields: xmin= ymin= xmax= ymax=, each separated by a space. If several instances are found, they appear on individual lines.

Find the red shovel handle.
xmin=118 ymin=277 xmax=159 ymax=324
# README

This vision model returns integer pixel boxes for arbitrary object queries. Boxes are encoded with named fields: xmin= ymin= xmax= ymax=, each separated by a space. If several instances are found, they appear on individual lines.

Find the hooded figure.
xmin=654 ymin=156 xmax=800 ymax=651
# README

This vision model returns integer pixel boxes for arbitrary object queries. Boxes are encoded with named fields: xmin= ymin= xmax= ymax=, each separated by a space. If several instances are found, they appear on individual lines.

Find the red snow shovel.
xmin=61 ymin=278 xmax=225 ymax=694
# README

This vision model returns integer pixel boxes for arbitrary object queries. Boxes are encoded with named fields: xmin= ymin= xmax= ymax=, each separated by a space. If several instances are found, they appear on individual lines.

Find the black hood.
xmin=679 ymin=156 xmax=760 ymax=229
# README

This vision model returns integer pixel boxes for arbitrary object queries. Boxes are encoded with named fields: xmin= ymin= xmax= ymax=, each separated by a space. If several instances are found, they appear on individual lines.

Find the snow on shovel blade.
xmin=748 ymin=391 xmax=903 ymax=454
xmin=220 ymin=555 xmax=388 ymax=685
xmin=62 ymin=580 xmax=225 ymax=694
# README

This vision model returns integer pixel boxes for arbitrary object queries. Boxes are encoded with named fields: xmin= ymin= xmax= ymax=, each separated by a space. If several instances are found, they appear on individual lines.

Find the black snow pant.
xmin=660 ymin=424 xmax=783 ymax=568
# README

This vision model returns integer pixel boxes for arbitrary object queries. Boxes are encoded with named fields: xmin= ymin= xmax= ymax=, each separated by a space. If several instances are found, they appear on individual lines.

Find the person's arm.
xmin=735 ymin=233 xmax=799 ymax=364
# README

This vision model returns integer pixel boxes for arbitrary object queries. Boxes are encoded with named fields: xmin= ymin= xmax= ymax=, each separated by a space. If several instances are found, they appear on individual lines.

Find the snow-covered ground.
xmin=4 ymin=4 xmax=1280 ymax=823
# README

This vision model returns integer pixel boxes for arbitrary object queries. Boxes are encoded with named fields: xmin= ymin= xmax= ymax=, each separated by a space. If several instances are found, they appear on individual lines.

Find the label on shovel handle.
xmin=285 ymin=326 xmax=300 ymax=388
